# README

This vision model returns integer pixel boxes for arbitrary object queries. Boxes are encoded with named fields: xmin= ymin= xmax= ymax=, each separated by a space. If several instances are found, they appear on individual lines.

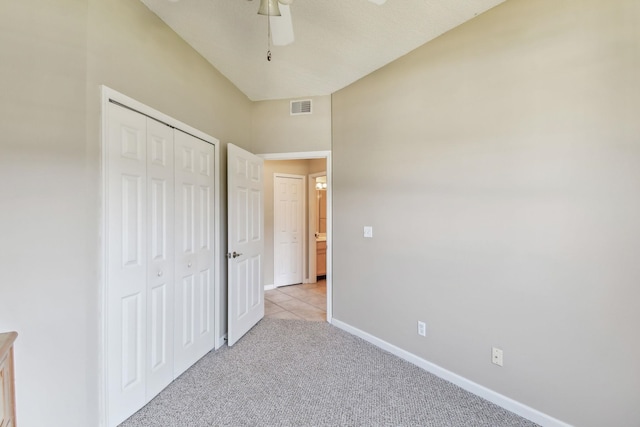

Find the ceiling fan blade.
xmin=368 ymin=0 xmax=387 ymax=4
xmin=270 ymin=4 xmax=294 ymax=46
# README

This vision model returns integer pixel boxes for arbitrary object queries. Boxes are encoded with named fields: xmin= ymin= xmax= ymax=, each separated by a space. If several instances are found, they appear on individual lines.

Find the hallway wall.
xmin=252 ymin=96 xmax=331 ymax=154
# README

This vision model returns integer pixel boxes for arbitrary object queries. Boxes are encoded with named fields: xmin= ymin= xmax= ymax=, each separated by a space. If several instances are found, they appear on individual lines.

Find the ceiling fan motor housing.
xmin=258 ymin=0 xmax=280 ymax=16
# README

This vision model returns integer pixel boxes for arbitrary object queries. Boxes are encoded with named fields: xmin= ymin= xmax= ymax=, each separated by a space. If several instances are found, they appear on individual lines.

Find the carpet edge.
xmin=330 ymin=318 xmax=573 ymax=427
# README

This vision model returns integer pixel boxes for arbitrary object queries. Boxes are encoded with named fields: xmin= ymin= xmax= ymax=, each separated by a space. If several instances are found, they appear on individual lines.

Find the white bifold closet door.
xmin=145 ymin=117 xmax=176 ymax=399
xmin=106 ymin=102 xmax=215 ymax=427
xmin=173 ymin=129 xmax=216 ymax=377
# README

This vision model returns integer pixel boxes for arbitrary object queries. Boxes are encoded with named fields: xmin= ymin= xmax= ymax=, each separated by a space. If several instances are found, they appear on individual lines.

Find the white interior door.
xmin=173 ymin=130 xmax=216 ymax=376
xmin=145 ymin=119 xmax=175 ymax=400
xmin=227 ymin=143 xmax=264 ymax=346
xmin=106 ymin=103 xmax=148 ymax=425
xmin=274 ymin=174 xmax=304 ymax=287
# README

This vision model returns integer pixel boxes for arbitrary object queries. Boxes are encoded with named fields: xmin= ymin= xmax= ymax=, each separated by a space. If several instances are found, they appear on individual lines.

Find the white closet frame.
xmin=98 ymin=86 xmax=221 ymax=427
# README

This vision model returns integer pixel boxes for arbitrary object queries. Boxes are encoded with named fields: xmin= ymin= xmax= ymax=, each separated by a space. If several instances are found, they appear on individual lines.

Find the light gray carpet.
xmin=120 ymin=318 xmax=539 ymax=427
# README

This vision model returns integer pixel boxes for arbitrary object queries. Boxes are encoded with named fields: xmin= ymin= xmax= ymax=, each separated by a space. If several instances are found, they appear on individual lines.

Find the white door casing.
xmin=307 ymin=171 xmax=326 ymax=283
xmin=173 ymin=130 xmax=216 ymax=376
xmin=227 ymin=144 xmax=264 ymax=346
xmin=274 ymin=174 xmax=305 ymax=287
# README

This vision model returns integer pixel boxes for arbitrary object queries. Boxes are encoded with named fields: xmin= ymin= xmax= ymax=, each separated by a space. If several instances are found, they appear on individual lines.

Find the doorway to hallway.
xmin=260 ymin=151 xmax=332 ymax=322
xmin=264 ymin=280 xmax=327 ymax=321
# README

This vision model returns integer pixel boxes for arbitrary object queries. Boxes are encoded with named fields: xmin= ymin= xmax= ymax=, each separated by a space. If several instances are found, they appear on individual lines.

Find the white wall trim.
xmin=259 ymin=151 xmax=329 ymax=160
xmin=330 ymin=318 xmax=572 ymax=427
xmin=264 ymin=284 xmax=276 ymax=291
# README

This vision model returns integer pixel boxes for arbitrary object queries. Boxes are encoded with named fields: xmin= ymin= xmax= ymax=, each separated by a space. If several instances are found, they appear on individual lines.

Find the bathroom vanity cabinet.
xmin=0 ymin=332 xmax=18 ymax=427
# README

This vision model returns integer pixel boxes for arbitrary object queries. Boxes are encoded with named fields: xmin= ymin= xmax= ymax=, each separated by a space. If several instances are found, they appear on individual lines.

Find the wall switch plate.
xmin=364 ymin=226 xmax=373 ymax=238
xmin=492 ymin=347 xmax=504 ymax=367
xmin=417 ymin=321 xmax=426 ymax=337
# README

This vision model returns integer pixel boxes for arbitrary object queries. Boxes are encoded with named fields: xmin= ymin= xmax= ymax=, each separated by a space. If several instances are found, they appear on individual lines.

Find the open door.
xmin=227 ymin=144 xmax=264 ymax=346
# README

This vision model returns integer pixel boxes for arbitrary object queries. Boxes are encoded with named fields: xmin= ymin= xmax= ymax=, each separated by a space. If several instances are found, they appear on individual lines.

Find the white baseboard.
xmin=264 ymin=284 xmax=276 ymax=291
xmin=330 ymin=318 xmax=571 ymax=427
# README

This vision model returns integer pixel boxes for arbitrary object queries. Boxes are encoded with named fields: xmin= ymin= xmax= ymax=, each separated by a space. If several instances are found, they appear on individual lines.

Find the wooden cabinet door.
xmin=0 ymin=333 xmax=17 ymax=427
xmin=0 ymin=354 xmax=7 ymax=427
xmin=316 ymin=241 xmax=326 ymax=276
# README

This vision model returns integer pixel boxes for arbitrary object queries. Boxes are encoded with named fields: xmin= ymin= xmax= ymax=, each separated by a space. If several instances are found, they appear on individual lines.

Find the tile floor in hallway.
xmin=264 ymin=280 xmax=327 ymax=322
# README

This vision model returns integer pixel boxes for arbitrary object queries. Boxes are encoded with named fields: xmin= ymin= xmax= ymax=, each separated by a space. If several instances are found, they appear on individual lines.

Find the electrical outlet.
xmin=492 ymin=347 xmax=504 ymax=367
xmin=364 ymin=226 xmax=373 ymax=238
xmin=417 ymin=321 xmax=426 ymax=337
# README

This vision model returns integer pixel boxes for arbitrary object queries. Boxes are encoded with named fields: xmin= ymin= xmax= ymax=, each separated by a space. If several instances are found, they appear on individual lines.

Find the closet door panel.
xmin=174 ymin=134 xmax=198 ymax=375
xmin=198 ymin=269 xmax=211 ymax=336
xmin=195 ymin=148 xmax=215 ymax=351
xmin=106 ymin=103 xmax=148 ymax=426
xmin=174 ymin=130 xmax=215 ymax=376
xmin=145 ymin=119 xmax=175 ymax=400
xmin=179 ymin=274 xmax=195 ymax=347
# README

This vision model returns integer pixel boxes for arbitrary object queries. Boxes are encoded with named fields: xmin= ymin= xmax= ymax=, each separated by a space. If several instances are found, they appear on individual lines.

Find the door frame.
xmin=308 ymin=171 xmax=326 ymax=282
xmin=99 ymin=86 xmax=221 ymax=426
xmin=273 ymin=173 xmax=306 ymax=287
xmin=259 ymin=151 xmax=332 ymax=322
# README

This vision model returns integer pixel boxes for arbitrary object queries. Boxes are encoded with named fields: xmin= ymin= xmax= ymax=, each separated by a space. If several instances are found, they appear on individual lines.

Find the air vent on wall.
xmin=290 ymin=99 xmax=312 ymax=115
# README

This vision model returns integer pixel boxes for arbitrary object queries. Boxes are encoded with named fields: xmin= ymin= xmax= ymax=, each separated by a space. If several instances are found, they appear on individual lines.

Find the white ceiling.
xmin=140 ymin=0 xmax=506 ymax=101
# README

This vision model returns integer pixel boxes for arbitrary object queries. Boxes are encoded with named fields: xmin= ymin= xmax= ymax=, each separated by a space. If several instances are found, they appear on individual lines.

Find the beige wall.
xmin=309 ymin=158 xmax=327 ymax=175
xmin=331 ymin=1 xmax=640 ymax=426
xmin=252 ymin=96 xmax=331 ymax=154
xmin=3 ymin=0 xmax=638 ymax=425
xmin=0 ymin=1 xmax=251 ymax=425
xmin=0 ymin=2 xmax=90 ymax=426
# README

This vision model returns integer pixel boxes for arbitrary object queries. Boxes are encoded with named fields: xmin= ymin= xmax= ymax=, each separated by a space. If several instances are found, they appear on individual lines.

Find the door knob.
xmin=232 ymin=251 xmax=243 ymax=258
xmin=188 ymin=262 xmax=192 ymax=268
xmin=157 ymin=271 xmax=163 ymax=277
